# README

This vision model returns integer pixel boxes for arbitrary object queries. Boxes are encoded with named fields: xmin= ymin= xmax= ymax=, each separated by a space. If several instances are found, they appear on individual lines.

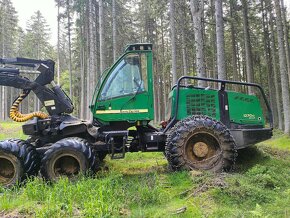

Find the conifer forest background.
xmin=0 ymin=0 xmax=290 ymax=134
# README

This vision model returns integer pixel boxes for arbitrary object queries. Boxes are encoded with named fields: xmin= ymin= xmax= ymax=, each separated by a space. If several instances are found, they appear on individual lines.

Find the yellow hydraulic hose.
xmin=9 ymin=90 xmax=49 ymax=122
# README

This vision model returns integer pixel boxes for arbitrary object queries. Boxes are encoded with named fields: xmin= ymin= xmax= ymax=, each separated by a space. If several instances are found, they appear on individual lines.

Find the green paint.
xmin=227 ymin=91 xmax=265 ymax=126
xmin=92 ymin=45 xmax=154 ymax=125
xmin=169 ymin=88 xmax=265 ymax=127
xmin=169 ymin=88 xmax=221 ymax=121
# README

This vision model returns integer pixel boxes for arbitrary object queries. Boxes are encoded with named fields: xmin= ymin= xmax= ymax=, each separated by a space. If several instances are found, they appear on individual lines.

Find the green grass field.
xmin=0 ymin=122 xmax=26 ymax=140
xmin=0 ymin=123 xmax=290 ymax=217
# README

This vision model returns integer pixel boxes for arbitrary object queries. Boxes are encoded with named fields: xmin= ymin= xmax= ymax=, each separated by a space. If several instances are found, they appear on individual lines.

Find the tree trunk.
xmin=241 ymin=0 xmax=254 ymax=94
xmin=210 ymin=0 xmax=217 ymax=80
xmin=66 ymin=0 xmax=73 ymax=99
xmin=215 ymin=0 xmax=226 ymax=80
xmin=181 ymin=30 xmax=188 ymax=76
xmin=80 ymin=45 xmax=85 ymax=119
xmin=87 ymin=0 xmax=97 ymax=120
xmin=261 ymin=0 xmax=278 ymax=128
xmin=57 ymin=1 xmax=61 ymax=85
xmin=169 ymin=0 xmax=177 ymax=86
xmin=273 ymin=0 xmax=290 ymax=134
xmin=190 ymin=0 xmax=206 ymax=87
xmin=89 ymin=0 xmax=96 ymax=90
xmin=85 ymin=1 xmax=90 ymax=120
xmin=181 ymin=5 xmax=188 ymax=82
xmin=99 ymin=0 xmax=105 ymax=73
xmin=269 ymin=12 xmax=283 ymax=130
xmin=230 ymin=0 xmax=239 ymax=89
xmin=79 ymin=6 xmax=86 ymax=119
xmin=280 ymin=0 xmax=290 ymax=84
xmin=161 ymin=14 xmax=167 ymax=119
xmin=112 ymin=0 xmax=117 ymax=62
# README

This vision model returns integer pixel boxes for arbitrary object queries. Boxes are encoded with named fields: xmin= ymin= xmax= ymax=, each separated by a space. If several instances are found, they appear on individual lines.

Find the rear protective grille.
xmin=186 ymin=94 xmax=217 ymax=117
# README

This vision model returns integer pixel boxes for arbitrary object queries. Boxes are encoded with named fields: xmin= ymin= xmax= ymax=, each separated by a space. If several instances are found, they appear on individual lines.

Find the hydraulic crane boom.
xmin=0 ymin=57 xmax=74 ymax=118
xmin=0 ymin=57 xmax=54 ymax=89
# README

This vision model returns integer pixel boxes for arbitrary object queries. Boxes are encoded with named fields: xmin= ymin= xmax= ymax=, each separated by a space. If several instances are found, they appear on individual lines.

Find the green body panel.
xmin=169 ymin=88 xmax=221 ymax=121
xmin=91 ymin=48 xmax=154 ymax=125
xmin=93 ymin=92 xmax=153 ymax=123
xmin=227 ymin=91 xmax=265 ymax=126
xmin=169 ymin=88 xmax=265 ymax=127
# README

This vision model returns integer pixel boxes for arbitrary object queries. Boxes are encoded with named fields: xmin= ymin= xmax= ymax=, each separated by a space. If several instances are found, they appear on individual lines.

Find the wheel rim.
xmin=52 ymin=154 xmax=81 ymax=178
xmin=184 ymin=132 xmax=222 ymax=168
xmin=0 ymin=156 xmax=16 ymax=185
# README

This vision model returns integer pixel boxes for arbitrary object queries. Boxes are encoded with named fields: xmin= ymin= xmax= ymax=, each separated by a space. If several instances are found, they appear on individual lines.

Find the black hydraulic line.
xmin=163 ymin=76 xmax=273 ymax=133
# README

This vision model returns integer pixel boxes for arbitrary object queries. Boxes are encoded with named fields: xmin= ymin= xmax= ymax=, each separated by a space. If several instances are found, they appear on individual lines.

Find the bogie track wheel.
xmin=0 ymin=139 xmax=39 ymax=187
xmin=165 ymin=116 xmax=237 ymax=172
xmin=41 ymin=137 xmax=96 ymax=181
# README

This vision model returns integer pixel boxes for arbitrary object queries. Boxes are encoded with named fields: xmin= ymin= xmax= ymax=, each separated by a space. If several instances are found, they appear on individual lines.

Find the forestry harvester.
xmin=0 ymin=43 xmax=273 ymax=186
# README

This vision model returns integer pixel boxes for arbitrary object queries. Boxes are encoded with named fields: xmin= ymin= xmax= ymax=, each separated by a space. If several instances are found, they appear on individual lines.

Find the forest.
xmin=1 ymin=1 xmax=290 ymax=217
xmin=0 ymin=0 xmax=290 ymax=134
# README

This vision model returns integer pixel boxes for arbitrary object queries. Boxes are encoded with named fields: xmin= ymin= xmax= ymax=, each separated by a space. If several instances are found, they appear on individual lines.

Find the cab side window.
xmin=99 ymin=53 xmax=147 ymax=100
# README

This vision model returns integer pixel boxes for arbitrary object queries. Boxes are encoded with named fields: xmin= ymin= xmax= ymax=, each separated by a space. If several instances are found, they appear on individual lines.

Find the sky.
xmin=12 ymin=0 xmax=58 ymax=46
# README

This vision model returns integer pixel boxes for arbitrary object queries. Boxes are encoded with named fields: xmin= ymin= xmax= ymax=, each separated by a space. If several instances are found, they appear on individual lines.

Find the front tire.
xmin=40 ymin=137 xmax=95 ymax=181
xmin=165 ymin=116 xmax=237 ymax=172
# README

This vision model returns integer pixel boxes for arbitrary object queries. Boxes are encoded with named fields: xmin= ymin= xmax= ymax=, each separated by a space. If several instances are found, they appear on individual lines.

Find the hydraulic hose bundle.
xmin=9 ymin=90 xmax=48 ymax=122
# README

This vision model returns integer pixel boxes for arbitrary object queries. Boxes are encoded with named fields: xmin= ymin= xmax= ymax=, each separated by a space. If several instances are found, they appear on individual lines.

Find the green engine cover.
xmin=227 ymin=91 xmax=265 ymax=125
xmin=168 ymin=87 xmax=265 ymax=127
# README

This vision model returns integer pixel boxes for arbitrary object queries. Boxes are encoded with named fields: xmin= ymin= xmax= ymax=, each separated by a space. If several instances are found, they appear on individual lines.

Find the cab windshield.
xmin=99 ymin=53 xmax=147 ymax=101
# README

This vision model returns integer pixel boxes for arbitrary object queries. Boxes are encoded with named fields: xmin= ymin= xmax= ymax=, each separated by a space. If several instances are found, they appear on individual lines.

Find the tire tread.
xmin=165 ymin=115 xmax=237 ymax=172
xmin=40 ymin=137 xmax=96 ymax=180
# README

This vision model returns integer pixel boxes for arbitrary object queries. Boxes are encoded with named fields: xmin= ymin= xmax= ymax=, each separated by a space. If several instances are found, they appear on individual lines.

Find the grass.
xmin=0 ymin=123 xmax=290 ymax=217
xmin=0 ymin=122 xmax=26 ymax=140
xmin=259 ymin=129 xmax=290 ymax=151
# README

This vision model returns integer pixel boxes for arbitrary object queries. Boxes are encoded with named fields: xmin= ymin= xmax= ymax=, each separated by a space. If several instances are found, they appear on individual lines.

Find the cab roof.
xmin=124 ymin=43 xmax=153 ymax=52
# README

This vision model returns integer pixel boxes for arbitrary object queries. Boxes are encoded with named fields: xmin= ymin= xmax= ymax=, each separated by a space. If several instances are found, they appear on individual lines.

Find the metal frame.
xmin=163 ymin=76 xmax=273 ymax=133
xmin=0 ymin=57 xmax=55 ymax=73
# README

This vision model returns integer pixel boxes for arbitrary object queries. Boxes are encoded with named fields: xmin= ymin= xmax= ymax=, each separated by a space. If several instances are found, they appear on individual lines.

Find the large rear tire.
xmin=165 ymin=116 xmax=237 ymax=172
xmin=0 ymin=139 xmax=39 ymax=187
xmin=40 ymin=137 xmax=96 ymax=181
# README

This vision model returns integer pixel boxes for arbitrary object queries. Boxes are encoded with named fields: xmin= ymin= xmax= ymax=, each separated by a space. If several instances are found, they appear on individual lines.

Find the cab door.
xmin=93 ymin=52 xmax=154 ymax=124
